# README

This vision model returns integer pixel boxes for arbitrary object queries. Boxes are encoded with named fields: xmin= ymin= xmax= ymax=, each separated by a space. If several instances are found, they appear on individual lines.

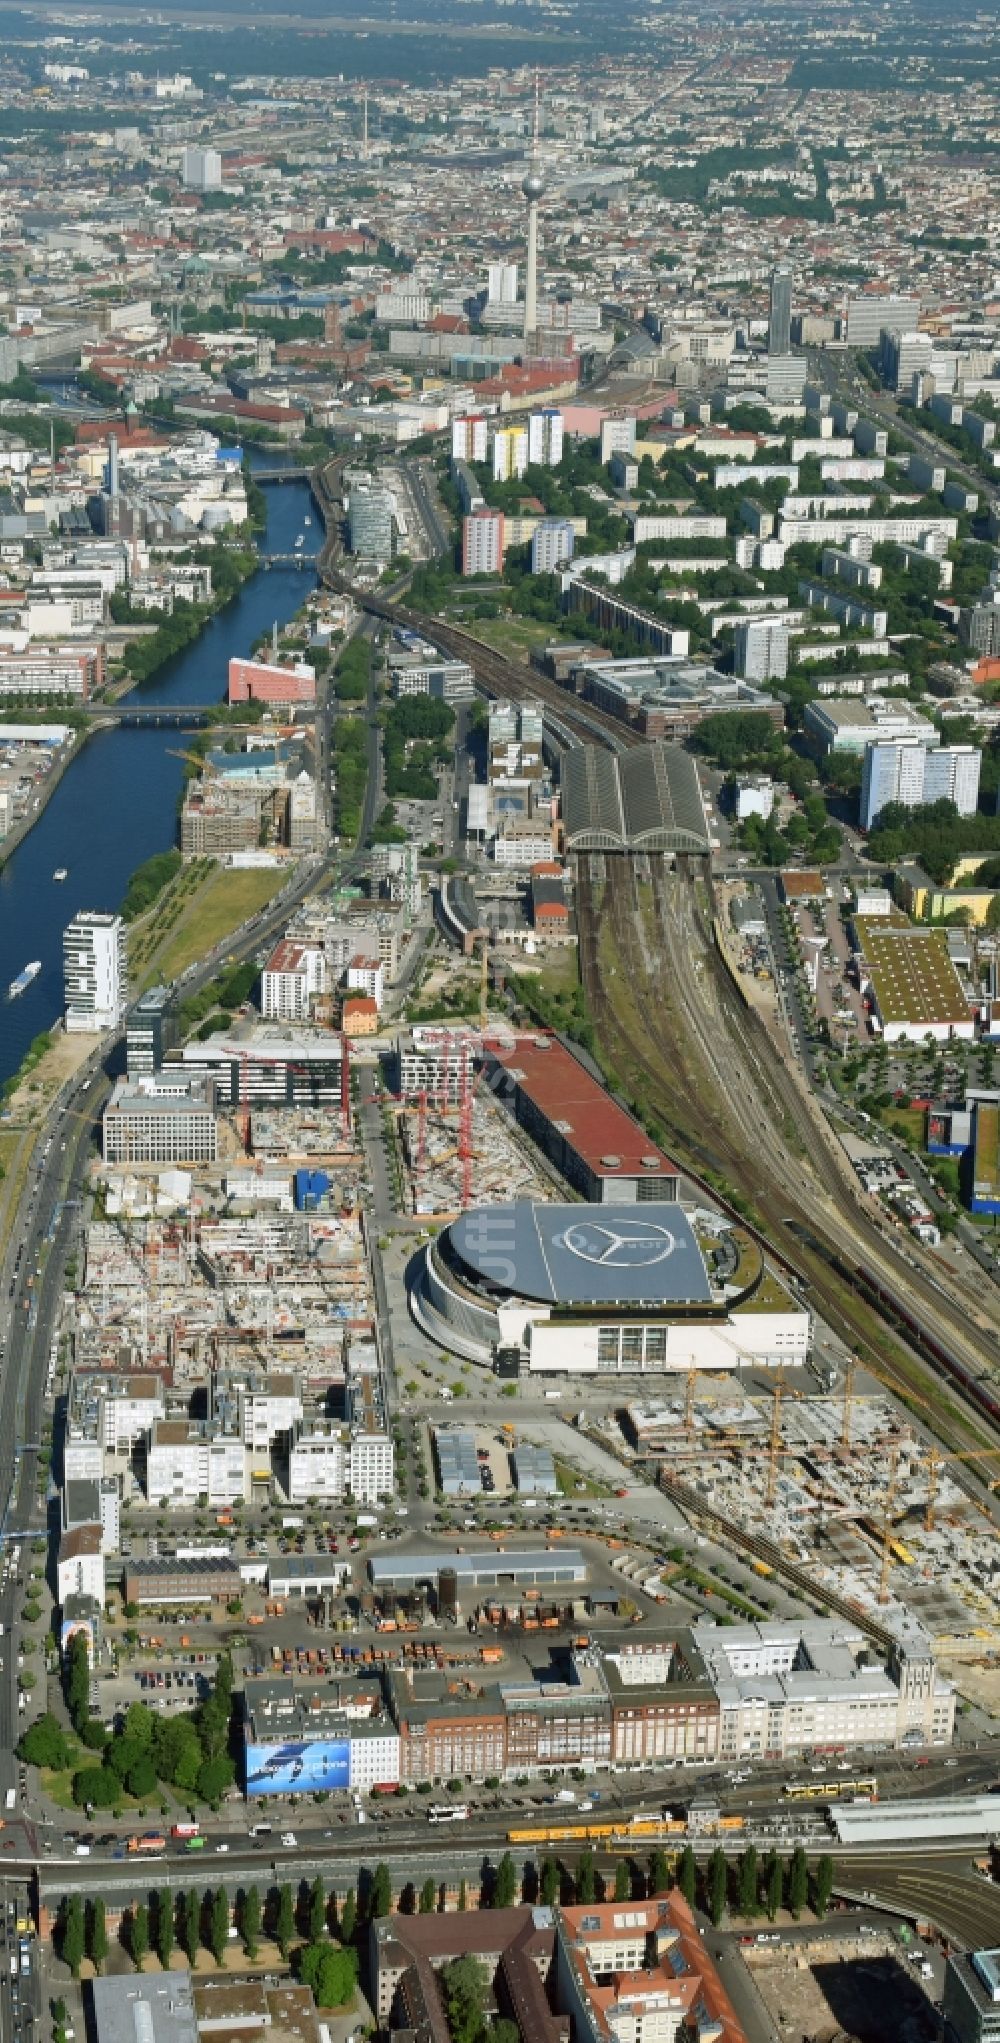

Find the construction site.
xmin=391 ymin=1025 xmax=556 ymax=1219
xmin=616 ymin=1368 xmax=1000 ymax=1687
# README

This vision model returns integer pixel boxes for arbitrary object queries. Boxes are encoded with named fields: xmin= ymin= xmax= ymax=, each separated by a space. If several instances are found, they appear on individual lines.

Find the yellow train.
xmin=508 ymin=1813 xmax=744 ymax=1847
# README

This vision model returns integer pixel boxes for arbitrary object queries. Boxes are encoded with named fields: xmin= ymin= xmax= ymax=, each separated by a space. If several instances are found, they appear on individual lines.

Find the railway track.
xmin=576 ymin=853 xmax=1000 ymax=1454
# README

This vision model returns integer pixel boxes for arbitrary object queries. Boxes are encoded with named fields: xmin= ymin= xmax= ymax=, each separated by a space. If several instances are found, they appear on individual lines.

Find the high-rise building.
xmin=451 ymin=413 xmax=488 ymax=465
xmin=861 ymin=738 xmax=981 ymax=828
xmin=769 ymin=266 xmax=793 ymax=355
xmin=64 ymin=911 xmax=127 ymax=1033
xmin=599 ymin=413 xmax=637 ymax=464
xmin=845 ymin=294 xmax=922 ymax=348
xmin=765 ymin=353 xmax=807 ymax=403
xmin=180 ymin=145 xmax=222 ymax=192
xmin=487 ymin=261 xmax=518 ymax=305
xmin=960 ymin=597 xmax=1000 ymax=658
xmin=492 ymin=424 xmax=528 ymax=482
xmin=348 ymin=483 xmax=394 ymax=562
xmin=531 ymin=519 xmax=575 ymax=574
xmin=126 ymin=985 xmax=177 ymax=1078
xmin=733 ymin=619 xmax=789 ymax=682
xmin=527 ymin=408 xmax=564 ymax=466
xmin=880 ymin=328 xmax=933 ymax=393
xmin=942 ymin=1947 xmax=1000 ymax=2043
xmin=462 ymin=509 xmax=505 ymax=577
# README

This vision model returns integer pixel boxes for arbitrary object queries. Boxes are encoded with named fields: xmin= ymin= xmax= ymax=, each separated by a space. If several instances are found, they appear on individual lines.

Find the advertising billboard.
xmin=245 ymin=1739 xmax=351 ymax=1796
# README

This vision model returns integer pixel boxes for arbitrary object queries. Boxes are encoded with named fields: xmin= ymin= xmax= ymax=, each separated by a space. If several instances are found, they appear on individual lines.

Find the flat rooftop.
xmin=854 ymin=917 xmax=969 ymax=1027
xmin=488 ymin=1033 xmax=678 ymax=1187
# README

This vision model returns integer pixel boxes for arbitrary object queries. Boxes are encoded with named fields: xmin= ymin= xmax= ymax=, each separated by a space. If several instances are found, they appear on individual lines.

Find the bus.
xmin=428 ymin=1804 xmax=470 ymax=1825
xmin=782 ymin=1777 xmax=877 ymax=1802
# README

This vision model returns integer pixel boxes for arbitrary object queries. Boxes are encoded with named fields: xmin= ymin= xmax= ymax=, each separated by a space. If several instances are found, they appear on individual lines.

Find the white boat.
xmin=8 ymin=961 xmax=41 ymax=1000
xmin=53 ymin=867 xmax=68 ymax=882
xmin=304 ymin=515 xmax=312 ymax=526
xmin=294 ymin=534 xmax=305 ymax=549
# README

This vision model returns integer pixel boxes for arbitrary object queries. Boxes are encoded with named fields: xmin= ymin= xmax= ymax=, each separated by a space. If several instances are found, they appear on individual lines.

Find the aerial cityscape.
xmin=0 ymin=0 xmax=999 ymax=2039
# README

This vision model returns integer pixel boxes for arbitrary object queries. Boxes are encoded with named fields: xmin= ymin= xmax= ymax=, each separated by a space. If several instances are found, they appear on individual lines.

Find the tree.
xmin=419 ymin=1877 xmax=437 ymax=1915
xmin=676 ymin=1845 xmax=697 ymax=1910
xmin=197 ymin=1754 xmax=235 ymax=1807
xmin=156 ymin=1891 xmax=175 ymax=1971
xmin=340 ymin=1890 xmax=357 ymax=1944
xmin=61 ymin=1896 xmax=85 ymax=1980
xmin=614 ymin=1859 xmax=631 ymax=1902
xmin=369 ymin=1863 xmax=392 ymax=1922
xmin=182 ymin=1890 xmax=201 ymax=1965
xmin=300 ymin=1943 xmax=358 ymax=2009
xmin=88 ymin=1898 xmax=108 ymax=1974
xmin=494 ymin=1851 xmax=518 ymax=1909
xmin=440 ymin=1956 xmax=489 ymax=2043
xmin=456 ymin=1879 xmax=468 ymax=1913
xmin=649 ymin=1847 xmax=670 ymax=1897
xmin=707 ymin=1847 xmax=728 ymax=1927
xmin=275 ymin=1884 xmax=295 ymax=1959
xmin=130 ymin=1904 xmax=149 ymax=1971
xmin=764 ymin=1851 xmax=783 ymax=1923
xmin=72 ymin=1764 xmax=118 ymax=1808
xmin=737 ymin=1845 xmax=758 ymax=1920
xmin=209 ymin=1889 xmax=230 ymax=1966
xmin=788 ymin=1846 xmax=809 ymax=1920
xmin=127 ymin=1755 xmax=157 ymax=1799
xmin=240 ymin=1886 xmax=261 ymax=1959
xmin=575 ymin=1849 xmax=597 ymax=1905
xmin=812 ymin=1853 xmax=835 ymax=1918
xmin=308 ymin=1875 xmax=326 ymax=1943
xmin=539 ymin=1859 xmax=558 ymax=1908
xmin=18 ymin=1713 xmax=70 ymax=1771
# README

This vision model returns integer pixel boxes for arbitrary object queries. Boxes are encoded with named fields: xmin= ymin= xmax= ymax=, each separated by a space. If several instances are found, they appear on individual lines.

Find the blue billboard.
xmin=245 ymin=1739 xmax=351 ymax=1796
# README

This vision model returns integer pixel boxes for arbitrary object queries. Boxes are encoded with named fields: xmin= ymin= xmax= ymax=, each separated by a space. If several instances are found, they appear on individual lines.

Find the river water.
xmin=0 ymin=467 xmax=321 ymax=1089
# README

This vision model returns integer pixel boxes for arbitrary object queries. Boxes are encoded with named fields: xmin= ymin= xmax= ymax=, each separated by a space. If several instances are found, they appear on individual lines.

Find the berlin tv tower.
xmin=522 ymin=75 xmax=544 ymax=349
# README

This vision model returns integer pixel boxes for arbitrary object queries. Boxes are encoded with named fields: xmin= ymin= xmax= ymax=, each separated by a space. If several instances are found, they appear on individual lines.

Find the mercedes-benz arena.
xmin=412 ymin=1200 xmax=810 ymax=1374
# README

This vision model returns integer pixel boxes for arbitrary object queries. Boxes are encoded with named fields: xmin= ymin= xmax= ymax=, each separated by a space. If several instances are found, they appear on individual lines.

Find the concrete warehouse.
xmin=413 ymin=1199 xmax=810 ymax=1373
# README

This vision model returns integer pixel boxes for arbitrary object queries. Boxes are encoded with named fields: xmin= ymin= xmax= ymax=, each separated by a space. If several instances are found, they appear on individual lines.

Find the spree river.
xmin=0 ymin=468 xmax=321 ymax=1090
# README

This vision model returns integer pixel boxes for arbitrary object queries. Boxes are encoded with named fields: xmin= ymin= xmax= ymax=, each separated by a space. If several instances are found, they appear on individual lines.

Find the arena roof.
xmin=449 ymin=1202 xmax=712 ymax=1307
xmin=562 ymin=743 xmax=710 ymax=854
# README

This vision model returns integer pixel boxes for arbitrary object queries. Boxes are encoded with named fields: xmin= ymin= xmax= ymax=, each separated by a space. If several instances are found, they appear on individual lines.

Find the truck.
xmin=128 ymin=1832 xmax=166 ymax=1855
xmin=171 ymin=1823 xmax=200 ymax=1840
xmin=282 ymin=1516 xmax=304 ymax=1530
xmin=184 ymin=1835 xmax=208 ymax=1852
xmin=554 ymin=1789 xmax=577 ymax=1805
xmin=4 ymin=1788 xmax=15 ymax=1812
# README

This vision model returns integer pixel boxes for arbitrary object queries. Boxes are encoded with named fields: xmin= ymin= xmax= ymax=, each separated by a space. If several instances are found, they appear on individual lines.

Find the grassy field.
xmin=464 ymin=616 xmax=556 ymax=661
xmin=140 ymin=868 xmax=285 ymax=987
xmin=509 ymin=949 xmax=580 ymax=1001
xmin=879 ymin=1104 xmax=927 ymax=1148
xmin=554 ymin=1456 xmax=614 ymax=1499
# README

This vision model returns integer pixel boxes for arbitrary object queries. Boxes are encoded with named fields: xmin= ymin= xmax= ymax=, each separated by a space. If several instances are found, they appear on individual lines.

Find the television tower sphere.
xmin=522 ymin=167 xmax=545 ymax=201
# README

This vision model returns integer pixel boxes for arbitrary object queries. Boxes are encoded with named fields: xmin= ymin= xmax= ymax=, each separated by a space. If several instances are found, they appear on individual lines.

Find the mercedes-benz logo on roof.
xmin=554 ymin=1220 xmax=677 ymax=1268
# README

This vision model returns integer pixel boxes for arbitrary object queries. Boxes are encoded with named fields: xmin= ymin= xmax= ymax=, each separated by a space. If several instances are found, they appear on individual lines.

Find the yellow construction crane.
xmin=167 ymin=746 xmax=221 ymax=780
xmin=766 ymin=1371 xmax=786 ymax=1509
xmin=879 ymin=1442 xmax=903 ymax=1604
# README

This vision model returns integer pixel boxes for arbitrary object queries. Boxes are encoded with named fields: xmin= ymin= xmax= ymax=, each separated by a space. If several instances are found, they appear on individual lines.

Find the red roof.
xmin=487 ymin=1033 xmax=677 ymax=1185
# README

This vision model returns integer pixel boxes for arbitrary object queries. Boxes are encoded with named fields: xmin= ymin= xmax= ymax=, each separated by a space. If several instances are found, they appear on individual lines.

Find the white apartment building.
xmin=287 ymin=1422 xmax=346 ymax=1501
xmin=462 ymin=509 xmax=504 ymax=576
xmin=146 ymin=1420 xmax=246 ymax=1506
xmin=101 ymin=1375 xmax=167 ymax=1458
xmin=487 ymin=262 xmax=518 ymax=305
xmin=349 ymin=1723 xmax=402 ymax=1793
xmin=261 ymin=940 xmax=328 ymax=1023
xmin=451 ymin=413 xmax=488 ymax=464
xmin=527 ymin=408 xmax=564 ymax=466
xmin=239 ymin=1374 xmax=304 ymax=1457
xmin=64 ymin=910 xmax=127 ymax=1032
xmin=733 ymin=619 xmax=789 ymax=682
xmin=347 ymin=956 xmax=385 ymax=1009
xmin=57 ymin=1527 xmax=105 ymax=1609
xmin=349 ymin=1432 xmax=395 ymax=1503
xmin=600 ymin=414 xmax=637 ymax=463
xmin=631 ymin=514 xmax=727 ymax=543
xmin=180 ymin=145 xmax=222 ymax=191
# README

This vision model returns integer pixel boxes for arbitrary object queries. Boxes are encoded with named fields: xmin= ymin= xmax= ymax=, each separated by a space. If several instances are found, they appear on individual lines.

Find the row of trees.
xmin=333 ymin=636 xmax=371 ymax=702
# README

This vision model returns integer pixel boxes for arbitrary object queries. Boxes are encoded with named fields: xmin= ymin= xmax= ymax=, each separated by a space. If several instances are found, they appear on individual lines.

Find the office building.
xmin=146 ymin=1419 xmax=246 ymax=1506
xmin=90 ymin=1976 xmax=199 ymax=2043
xmin=804 ymin=696 xmax=939 ymax=756
xmin=125 ymin=985 xmax=176 ymax=1079
xmin=845 ymin=294 xmax=922 ymax=347
xmin=733 ymin=619 xmax=789 ymax=682
xmin=861 ymin=738 xmax=980 ymax=828
xmin=64 ymin=910 xmax=127 ymax=1033
xmin=960 ymin=599 xmax=1000 ymax=659
xmin=765 ymin=353 xmax=807 ymax=403
xmin=769 ymin=266 xmax=793 ymax=355
xmin=180 ymin=144 xmax=222 ymax=191
xmin=881 ymin=328 xmax=933 ymax=392
xmin=527 ymin=407 xmax=564 ymax=466
xmin=532 ymin=518 xmax=575 ymax=574
xmin=487 ymin=261 xmax=518 ymax=305
xmin=451 ymin=413 xmax=488 ymax=464
xmin=943 ymin=1949 xmax=1000 ymax=2043
xmin=462 ymin=508 xmax=505 ymax=576
xmin=348 ymin=482 xmax=394 ymax=561
xmin=103 ymin=1078 xmax=218 ymax=1166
